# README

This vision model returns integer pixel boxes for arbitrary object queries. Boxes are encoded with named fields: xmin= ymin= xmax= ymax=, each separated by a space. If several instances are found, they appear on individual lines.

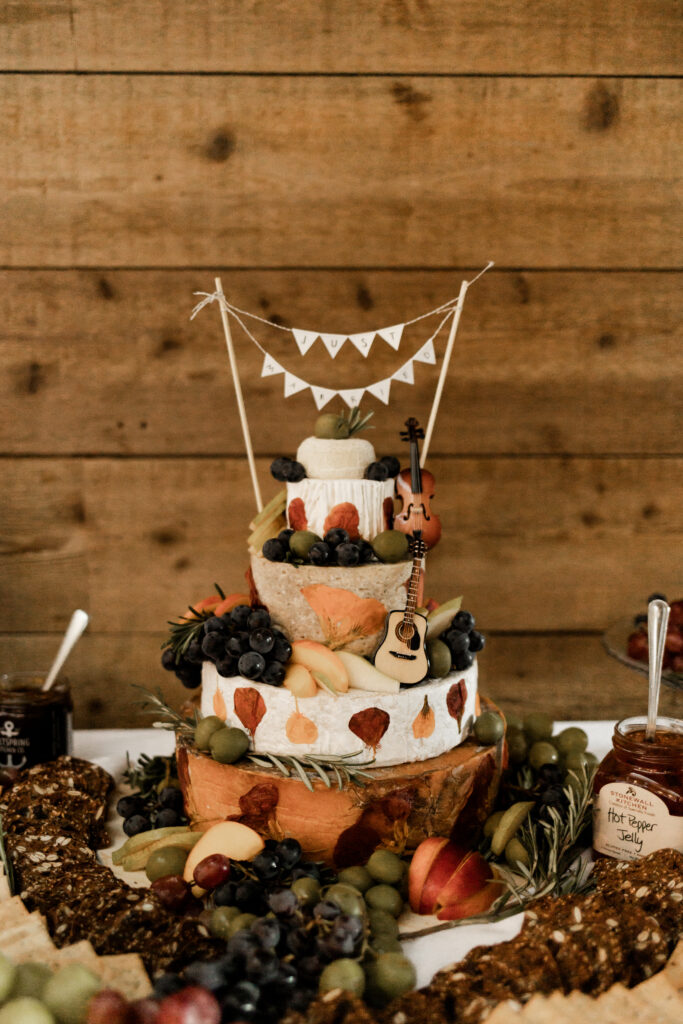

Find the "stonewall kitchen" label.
xmin=593 ymin=781 xmax=683 ymax=860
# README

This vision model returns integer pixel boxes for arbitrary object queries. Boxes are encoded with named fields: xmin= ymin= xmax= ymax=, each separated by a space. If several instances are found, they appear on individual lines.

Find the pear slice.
xmin=490 ymin=801 xmax=535 ymax=856
xmin=121 ymin=831 xmax=203 ymax=873
xmin=336 ymin=651 xmax=400 ymax=694
xmin=248 ymin=488 xmax=286 ymax=531
xmin=426 ymin=596 xmax=463 ymax=639
xmin=111 ymin=825 xmax=192 ymax=866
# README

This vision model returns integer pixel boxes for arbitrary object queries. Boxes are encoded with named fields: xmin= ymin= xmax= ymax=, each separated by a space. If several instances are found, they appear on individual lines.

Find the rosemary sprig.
xmin=131 ymin=684 xmax=198 ymax=742
xmin=162 ymin=583 xmax=226 ymax=661
xmin=346 ymin=406 xmax=374 ymax=436
xmin=404 ymin=763 xmax=597 ymax=939
xmin=0 ymin=813 xmax=15 ymax=896
xmin=123 ymin=752 xmax=178 ymax=800
xmin=246 ymin=750 xmax=376 ymax=792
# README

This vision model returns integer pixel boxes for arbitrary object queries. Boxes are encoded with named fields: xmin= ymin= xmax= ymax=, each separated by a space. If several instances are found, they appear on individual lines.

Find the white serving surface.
xmin=75 ymin=721 xmax=615 ymax=989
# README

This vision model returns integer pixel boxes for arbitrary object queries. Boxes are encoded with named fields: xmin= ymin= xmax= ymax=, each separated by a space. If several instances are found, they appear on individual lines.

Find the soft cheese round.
xmin=296 ymin=437 xmax=375 ymax=480
xmin=286 ymin=477 xmax=395 ymax=541
xmin=250 ymin=554 xmax=412 ymax=655
xmin=201 ymin=660 xmax=478 ymax=768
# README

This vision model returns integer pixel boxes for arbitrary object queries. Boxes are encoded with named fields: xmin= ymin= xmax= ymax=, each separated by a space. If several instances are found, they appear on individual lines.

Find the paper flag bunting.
xmin=293 ymin=329 xmax=318 ymax=356
xmin=339 ymin=388 xmax=365 ymax=409
xmin=366 ymin=378 xmax=392 ymax=404
xmin=319 ymin=333 xmax=347 ymax=359
xmin=284 ymin=372 xmax=309 ymax=397
xmin=261 ymin=355 xmax=284 ymax=377
xmin=377 ymin=323 xmax=404 ymax=350
xmin=413 ymin=338 xmax=436 ymax=365
xmin=392 ymin=361 xmax=415 ymax=385
xmin=312 ymin=386 xmax=337 ymax=410
xmin=348 ymin=332 xmax=375 ymax=357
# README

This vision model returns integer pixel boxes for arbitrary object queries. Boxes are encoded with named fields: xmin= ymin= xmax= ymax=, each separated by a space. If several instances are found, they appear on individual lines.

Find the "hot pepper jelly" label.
xmin=593 ymin=781 xmax=683 ymax=860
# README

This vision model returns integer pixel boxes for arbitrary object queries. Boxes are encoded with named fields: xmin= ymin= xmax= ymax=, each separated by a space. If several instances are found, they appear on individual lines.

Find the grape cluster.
xmin=364 ymin=455 xmax=400 ymax=481
xmin=151 ymin=842 xmax=414 ymax=1020
xmin=270 ymin=457 xmax=307 ymax=482
xmin=117 ymin=783 xmax=187 ymax=839
xmin=263 ymin=527 xmax=375 ymax=568
xmin=163 ymin=606 xmax=292 ymax=688
xmin=441 ymin=609 xmax=485 ymax=672
xmin=161 ymin=646 xmax=202 ymax=690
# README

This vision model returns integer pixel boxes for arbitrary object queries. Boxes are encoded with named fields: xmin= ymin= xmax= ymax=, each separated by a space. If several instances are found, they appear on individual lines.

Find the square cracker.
xmin=43 ymin=940 xmax=99 ymax=971
xmin=97 ymin=953 xmax=151 ymax=1000
xmin=634 ymin=973 xmax=683 ymax=1023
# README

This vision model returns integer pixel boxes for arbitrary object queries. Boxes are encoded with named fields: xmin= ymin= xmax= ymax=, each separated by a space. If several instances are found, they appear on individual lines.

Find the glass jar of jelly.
xmin=593 ymin=715 xmax=683 ymax=861
xmin=0 ymin=672 xmax=73 ymax=776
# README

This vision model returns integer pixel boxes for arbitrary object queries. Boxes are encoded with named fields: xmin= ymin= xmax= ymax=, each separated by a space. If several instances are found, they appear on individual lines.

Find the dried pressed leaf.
xmin=286 ymin=711 xmax=319 ymax=745
xmin=234 ymin=686 xmax=267 ymax=737
xmin=447 ymin=679 xmax=468 ymax=727
xmin=412 ymin=695 xmax=435 ymax=738
xmin=302 ymin=584 xmax=387 ymax=650
xmin=348 ymin=707 xmax=390 ymax=752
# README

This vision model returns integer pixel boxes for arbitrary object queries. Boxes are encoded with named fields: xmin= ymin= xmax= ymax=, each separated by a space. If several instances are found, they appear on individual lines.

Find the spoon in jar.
xmin=42 ymin=609 xmax=90 ymax=692
xmin=645 ymin=598 xmax=670 ymax=741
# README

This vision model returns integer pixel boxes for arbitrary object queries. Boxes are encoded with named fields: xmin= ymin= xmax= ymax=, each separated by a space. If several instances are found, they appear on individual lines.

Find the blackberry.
xmin=308 ymin=541 xmax=331 ymax=565
xmin=336 ymin=542 xmax=360 ymax=566
xmin=263 ymin=538 xmax=286 ymax=562
xmin=270 ymin=457 xmax=292 ymax=481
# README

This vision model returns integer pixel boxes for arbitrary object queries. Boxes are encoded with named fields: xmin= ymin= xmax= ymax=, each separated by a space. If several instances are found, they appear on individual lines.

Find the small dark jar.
xmin=0 ymin=672 xmax=73 ymax=777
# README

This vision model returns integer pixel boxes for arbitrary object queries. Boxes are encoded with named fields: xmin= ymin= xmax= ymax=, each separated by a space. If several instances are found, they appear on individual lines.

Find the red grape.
xmin=193 ymin=853 xmax=230 ymax=890
xmin=156 ymin=986 xmax=221 ymax=1024
xmin=128 ymin=998 xmax=161 ymax=1024
xmin=86 ymin=989 xmax=130 ymax=1024
xmin=151 ymin=874 xmax=190 ymax=912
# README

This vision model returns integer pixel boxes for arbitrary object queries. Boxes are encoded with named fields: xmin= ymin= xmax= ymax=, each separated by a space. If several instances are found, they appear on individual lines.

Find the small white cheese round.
xmin=296 ymin=437 xmax=375 ymax=480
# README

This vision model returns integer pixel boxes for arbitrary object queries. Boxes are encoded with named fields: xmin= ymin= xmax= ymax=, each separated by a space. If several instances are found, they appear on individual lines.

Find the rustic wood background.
xmin=1 ymin=2 xmax=681 ymax=729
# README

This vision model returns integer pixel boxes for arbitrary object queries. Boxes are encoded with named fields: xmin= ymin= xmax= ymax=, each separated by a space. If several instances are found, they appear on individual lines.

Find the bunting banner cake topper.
xmin=192 ymin=262 xmax=493 ymax=514
xmin=190 ymin=261 xmax=492 ymax=410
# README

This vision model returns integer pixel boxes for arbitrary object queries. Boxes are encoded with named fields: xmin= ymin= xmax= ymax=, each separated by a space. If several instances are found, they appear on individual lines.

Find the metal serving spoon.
xmin=42 ymin=609 xmax=90 ymax=692
xmin=645 ymin=598 xmax=670 ymax=740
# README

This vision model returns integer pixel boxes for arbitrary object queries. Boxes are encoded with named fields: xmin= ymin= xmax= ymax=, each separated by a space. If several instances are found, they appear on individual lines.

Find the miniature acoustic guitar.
xmin=373 ymin=533 xmax=429 ymax=684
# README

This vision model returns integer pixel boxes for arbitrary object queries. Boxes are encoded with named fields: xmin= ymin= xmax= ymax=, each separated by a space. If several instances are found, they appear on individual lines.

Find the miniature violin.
xmin=394 ymin=417 xmax=441 ymax=550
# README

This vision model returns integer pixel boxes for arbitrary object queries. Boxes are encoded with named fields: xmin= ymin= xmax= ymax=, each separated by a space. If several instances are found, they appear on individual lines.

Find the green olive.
xmin=365 ymin=884 xmax=403 ymax=918
xmin=504 ymin=711 xmax=524 ymax=732
xmin=291 ymin=876 xmax=321 ymax=907
xmin=366 ymin=849 xmax=405 ymax=886
xmin=9 ymin=963 xmax=52 ymax=1000
xmin=209 ymin=726 xmax=250 ymax=764
xmin=145 ymin=845 xmax=189 ymax=882
xmin=318 ymin=958 xmax=365 ymax=997
xmin=371 ymin=935 xmax=403 ymax=954
xmin=315 ymin=413 xmax=350 ymax=440
xmin=426 ymin=638 xmax=452 ymax=679
xmin=523 ymin=712 xmax=554 ymax=742
xmin=227 ymin=912 xmax=258 ymax=937
xmin=528 ymin=741 xmax=559 ymax=771
xmin=364 ymin=952 xmax=417 ymax=1008
xmin=0 ymin=955 xmax=16 ymax=1003
xmin=506 ymin=726 xmax=529 ymax=764
xmin=564 ymin=750 xmax=589 ymax=772
xmin=554 ymin=727 xmax=588 ymax=756
xmin=368 ymin=908 xmax=399 ymax=939
xmin=194 ymin=715 xmax=225 ymax=751
xmin=289 ymin=530 xmax=323 ymax=559
xmin=505 ymin=837 xmax=530 ymax=869
xmin=474 ymin=711 xmax=505 ymax=745
xmin=209 ymin=905 xmax=241 ymax=939
xmin=336 ymin=865 xmax=373 ymax=894
xmin=326 ymin=883 xmax=367 ymax=918
xmin=371 ymin=531 xmax=410 ymax=564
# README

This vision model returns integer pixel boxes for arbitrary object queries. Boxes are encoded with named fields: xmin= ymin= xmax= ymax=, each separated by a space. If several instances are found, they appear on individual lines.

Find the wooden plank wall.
xmin=1 ymin=2 xmax=681 ymax=728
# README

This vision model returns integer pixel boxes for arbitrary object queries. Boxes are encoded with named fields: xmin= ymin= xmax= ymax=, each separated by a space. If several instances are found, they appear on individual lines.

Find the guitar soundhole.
xmin=396 ymin=622 xmax=415 ymax=644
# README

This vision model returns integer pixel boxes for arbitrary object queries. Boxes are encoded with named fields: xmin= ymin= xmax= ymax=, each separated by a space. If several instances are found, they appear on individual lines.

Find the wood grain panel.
xmin=1 ymin=1 xmax=680 ymax=75
xmin=1 ymin=457 xmax=680 ymax=635
xmin=1 ymin=76 xmax=679 ymax=268
xmin=2 ymin=270 xmax=681 ymax=457
xmin=1 ymin=632 xmax=679 ymax=729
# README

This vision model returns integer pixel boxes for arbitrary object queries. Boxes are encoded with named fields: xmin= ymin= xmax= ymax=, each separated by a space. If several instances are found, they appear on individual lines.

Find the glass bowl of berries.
xmin=603 ymin=593 xmax=683 ymax=691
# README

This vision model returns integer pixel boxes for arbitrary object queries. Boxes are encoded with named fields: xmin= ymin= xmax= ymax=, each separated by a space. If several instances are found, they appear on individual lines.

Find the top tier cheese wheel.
xmin=296 ymin=436 xmax=375 ymax=480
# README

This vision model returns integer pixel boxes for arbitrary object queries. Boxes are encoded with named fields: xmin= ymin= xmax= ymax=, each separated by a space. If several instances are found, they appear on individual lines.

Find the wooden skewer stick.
xmin=421 ymin=262 xmax=493 ymax=467
xmin=214 ymin=276 xmax=263 ymax=513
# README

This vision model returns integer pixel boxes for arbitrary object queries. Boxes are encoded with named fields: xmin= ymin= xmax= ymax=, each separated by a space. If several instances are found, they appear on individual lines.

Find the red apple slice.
xmin=408 ymin=837 xmax=449 ymax=912
xmin=436 ymin=877 xmax=504 ymax=920
xmin=414 ymin=839 xmax=471 ymax=915
xmin=433 ymin=850 xmax=493 ymax=911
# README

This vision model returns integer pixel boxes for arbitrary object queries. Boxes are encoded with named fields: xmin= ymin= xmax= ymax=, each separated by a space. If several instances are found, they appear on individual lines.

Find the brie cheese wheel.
xmin=286 ymin=477 xmax=395 ymax=541
xmin=296 ymin=437 xmax=375 ymax=480
xmin=201 ymin=660 xmax=478 ymax=768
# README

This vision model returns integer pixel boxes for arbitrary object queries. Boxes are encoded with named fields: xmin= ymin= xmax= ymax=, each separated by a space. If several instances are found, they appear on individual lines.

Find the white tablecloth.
xmin=74 ymin=721 xmax=616 ymax=989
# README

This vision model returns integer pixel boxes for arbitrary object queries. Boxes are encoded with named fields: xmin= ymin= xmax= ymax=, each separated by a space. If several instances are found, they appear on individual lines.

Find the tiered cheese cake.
xmin=165 ymin=408 xmax=504 ymax=865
